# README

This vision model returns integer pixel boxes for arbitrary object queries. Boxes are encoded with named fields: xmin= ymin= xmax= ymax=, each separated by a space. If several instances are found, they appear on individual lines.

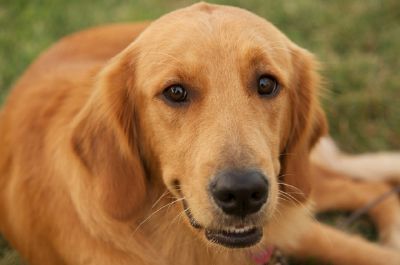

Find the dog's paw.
xmin=380 ymin=215 xmax=400 ymax=250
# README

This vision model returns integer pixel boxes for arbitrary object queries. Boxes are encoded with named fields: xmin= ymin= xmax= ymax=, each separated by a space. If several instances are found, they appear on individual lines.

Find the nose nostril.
xmin=251 ymin=191 xmax=262 ymax=201
xmin=217 ymin=191 xmax=236 ymax=203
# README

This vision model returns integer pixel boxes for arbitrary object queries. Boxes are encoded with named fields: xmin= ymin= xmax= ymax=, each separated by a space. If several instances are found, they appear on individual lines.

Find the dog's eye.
xmin=257 ymin=76 xmax=280 ymax=97
xmin=163 ymin=85 xmax=188 ymax=103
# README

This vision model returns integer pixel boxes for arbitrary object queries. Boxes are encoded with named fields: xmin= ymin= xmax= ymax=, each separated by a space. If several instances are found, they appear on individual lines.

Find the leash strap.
xmin=339 ymin=185 xmax=400 ymax=229
xmin=251 ymin=246 xmax=275 ymax=265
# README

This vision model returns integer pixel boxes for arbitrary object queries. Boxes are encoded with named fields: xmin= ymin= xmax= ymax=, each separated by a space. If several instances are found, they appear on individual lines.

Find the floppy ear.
xmin=71 ymin=49 xmax=147 ymax=220
xmin=280 ymin=46 xmax=328 ymax=202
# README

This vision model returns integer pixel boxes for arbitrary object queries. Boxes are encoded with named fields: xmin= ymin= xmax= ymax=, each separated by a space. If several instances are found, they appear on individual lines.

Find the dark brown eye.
xmin=257 ymin=76 xmax=280 ymax=97
xmin=163 ymin=85 xmax=188 ymax=103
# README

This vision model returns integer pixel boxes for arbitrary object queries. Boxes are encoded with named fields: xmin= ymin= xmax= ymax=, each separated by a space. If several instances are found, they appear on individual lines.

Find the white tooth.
xmin=223 ymin=226 xmax=256 ymax=234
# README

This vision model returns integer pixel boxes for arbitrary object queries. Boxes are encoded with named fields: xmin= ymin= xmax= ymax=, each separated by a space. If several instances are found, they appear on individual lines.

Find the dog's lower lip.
xmin=205 ymin=227 xmax=262 ymax=248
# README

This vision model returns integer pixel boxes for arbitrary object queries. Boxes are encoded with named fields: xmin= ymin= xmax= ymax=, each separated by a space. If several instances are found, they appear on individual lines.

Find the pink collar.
xmin=251 ymin=246 xmax=275 ymax=265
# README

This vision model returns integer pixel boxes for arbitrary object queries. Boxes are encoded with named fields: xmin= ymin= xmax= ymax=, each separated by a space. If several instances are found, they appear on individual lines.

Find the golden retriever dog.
xmin=0 ymin=3 xmax=399 ymax=265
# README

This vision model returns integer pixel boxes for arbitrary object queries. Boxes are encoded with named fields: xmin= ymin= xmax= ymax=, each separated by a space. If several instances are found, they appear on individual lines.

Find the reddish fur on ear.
xmin=71 ymin=50 xmax=146 ymax=220
xmin=281 ymin=47 xmax=328 ymax=202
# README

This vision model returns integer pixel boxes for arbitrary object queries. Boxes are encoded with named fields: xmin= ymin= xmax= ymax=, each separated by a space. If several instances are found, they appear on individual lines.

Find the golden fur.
xmin=0 ymin=3 xmax=399 ymax=265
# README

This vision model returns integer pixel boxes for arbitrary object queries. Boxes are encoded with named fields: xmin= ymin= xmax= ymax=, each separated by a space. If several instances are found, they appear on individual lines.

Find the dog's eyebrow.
xmin=143 ymin=51 xmax=186 ymax=66
xmin=240 ymin=46 xmax=290 ymax=88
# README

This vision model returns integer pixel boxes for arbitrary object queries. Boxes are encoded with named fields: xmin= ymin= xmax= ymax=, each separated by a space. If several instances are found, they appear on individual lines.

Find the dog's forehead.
xmin=132 ymin=3 xmax=295 ymax=95
xmin=136 ymin=3 xmax=291 ymax=55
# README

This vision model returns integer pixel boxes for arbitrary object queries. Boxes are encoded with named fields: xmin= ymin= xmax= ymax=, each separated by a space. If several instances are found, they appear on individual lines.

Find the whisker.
xmin=151 ymin=190 xmax=170 ymax=209
xmin=277 ymin=181 xmax=305 ymax=195
xmin=280 ymin=191 xmax=317 ymax=223
xmin=166 ymin=209 xmax=187 ymax=230
xmin=278 ymin=190 xmax=302 ymax=204
xmin=134 ymin=197 xmax=185 ymax=234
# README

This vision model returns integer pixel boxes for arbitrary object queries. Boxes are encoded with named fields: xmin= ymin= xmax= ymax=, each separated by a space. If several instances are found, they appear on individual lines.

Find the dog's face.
xmin=73 ymin=3 xmax=326 ymax=249
xmin=133 ymin=3 xmax=325 ymax=248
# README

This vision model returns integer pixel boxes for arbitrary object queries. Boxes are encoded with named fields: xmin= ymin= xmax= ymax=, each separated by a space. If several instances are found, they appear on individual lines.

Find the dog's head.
xmin=72 ymin=3 xmax=327 ymax=249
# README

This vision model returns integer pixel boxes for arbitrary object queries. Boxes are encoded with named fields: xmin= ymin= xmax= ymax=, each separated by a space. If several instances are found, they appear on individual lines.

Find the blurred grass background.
xmin=0 ymin=0 xmax=399 ymax=264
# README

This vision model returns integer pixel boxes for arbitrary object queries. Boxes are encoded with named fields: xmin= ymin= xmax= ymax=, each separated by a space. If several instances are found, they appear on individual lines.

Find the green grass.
xmin=0 ymin=0 xmax=399 ymax=264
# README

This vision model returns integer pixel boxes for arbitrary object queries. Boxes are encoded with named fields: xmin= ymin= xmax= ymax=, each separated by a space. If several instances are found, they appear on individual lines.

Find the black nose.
xmin=210 ymin=169 xmax=268 ymax=217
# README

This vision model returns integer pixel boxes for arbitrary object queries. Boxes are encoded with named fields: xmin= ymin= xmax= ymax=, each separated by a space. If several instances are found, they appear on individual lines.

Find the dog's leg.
xmin=311 ymin=136 xmax=400 ymax=182
xmin=283 ymin=220 xmax=400 ymax=265
xmin=311 ymin=164 xmax=400 ymax=250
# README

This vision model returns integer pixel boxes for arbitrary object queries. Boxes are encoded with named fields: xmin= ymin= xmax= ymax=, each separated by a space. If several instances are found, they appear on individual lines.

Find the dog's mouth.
xmin=205 ymin=226 xmax=263 ymax=248
xmin=183 ymin=200 xmax=263 ymax=248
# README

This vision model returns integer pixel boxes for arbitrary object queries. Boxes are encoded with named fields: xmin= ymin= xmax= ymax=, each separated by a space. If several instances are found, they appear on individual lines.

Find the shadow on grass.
xmin=0 ymin=236 xmax=23 ymax=265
